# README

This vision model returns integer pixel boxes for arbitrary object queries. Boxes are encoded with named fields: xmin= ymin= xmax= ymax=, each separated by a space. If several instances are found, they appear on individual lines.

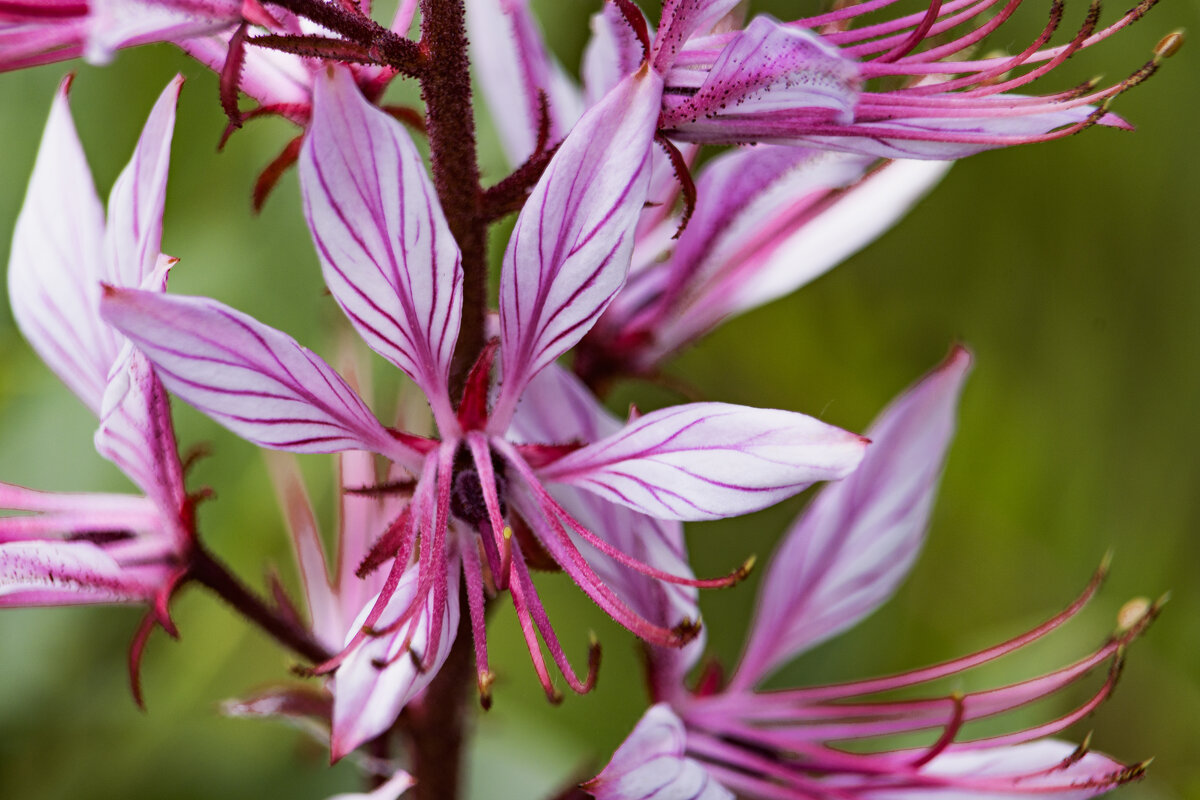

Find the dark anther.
xmin=65 ymin=529 xmax=135 ymax=545
xmin=449 ymin=444 xmax=507 ymax=526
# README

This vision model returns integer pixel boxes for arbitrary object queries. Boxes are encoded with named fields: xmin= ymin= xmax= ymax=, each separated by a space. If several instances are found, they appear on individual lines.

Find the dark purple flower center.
xmin=450 ymin=446 xmax=507 ymax=526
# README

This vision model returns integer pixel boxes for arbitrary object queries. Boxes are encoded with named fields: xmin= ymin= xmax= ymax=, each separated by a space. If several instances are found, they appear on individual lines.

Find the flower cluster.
xmin=0 ymin=0 xmax=1175 ymax=798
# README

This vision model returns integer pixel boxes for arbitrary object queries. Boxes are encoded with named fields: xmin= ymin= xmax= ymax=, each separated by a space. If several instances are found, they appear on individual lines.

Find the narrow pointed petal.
xmin=0 ymin=540 xmax=155 ymax=606
xmin=0 ymin=482 xmax=159 ymax=517
xmin=0 ymin=19 xmax=87 ymax=72
xmin=300 ymin=68 xmax=462 ymax=430
xmin=637 ymin=150 xmax=949 ymax=371
xmin=179 ymin=35 xmax=312 ymax=108
xmin=692 ymin=156 xmax=950 ymax=333
xmin=652 ymin=0 xmax=742 ymax=73
xmin=0 ymin=487 xmax=162 ymax=544
xmin=663 ymin=17 xmax=860 ymax=130
xmin=865 ymin=740 xmax=1130 ymax=800
xmin=689 ymin=105 xmax=1129 ymax=161
xmin=100 ymin=288 xmax=418 ymax=465
xmin=104 ymin=75 xmax=182 ymax=290
xmin=733 ymin=347 xmax=972 ymax=689
xmin=538 ymin=402 xmax=868 ymax=521
xmin=8 ymin=77 xmax=114 ymax=414
xmin=624 ymin=147 xmax=868 ymax=363
xmin=86 ymin=0 xmax=241 ymax=64
xmin=582 ymin=4 xmax=648 ymax=106
xmin=266 ymin=452 xmax=342 ymax=649
xmin=467 ymin=0 xmax=583 ymax=167
xmin=327 ymin=769 xmax=415 ymax=800
xmin=588 ymin=704 xmax=732 ymax=800
xmin=94 ymin=345 xmax=188 ymax=516
xmin=494 ymin=68 xmax=662 ymax=427
xmin=330 ymin=559 xmax=461 ymax=760
xmin=337 ymin=449 xmax=394 ymax=614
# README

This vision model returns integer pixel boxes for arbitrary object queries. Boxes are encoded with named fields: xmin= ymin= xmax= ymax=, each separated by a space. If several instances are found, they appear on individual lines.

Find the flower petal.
xmin=103 ymin=75 xmax=182 ymax=291
xmin=539 ymin=402 xmax=867 ymax=521
xmin=266 ymin=452 xmax=342 ymax=649
xmin=652 ymin=0 xmax=743 ymax=73
xmin=467 ymin=0 xmax=583 ymax=167
xmin=582 ymin=3 xmax=647 ymax=107
xmin=0 ymin=19 xmax=87 ymax=71
xmin=676 ymin=105 xmax=1129 ymax=160
xmin=509 ymin=365 xmax=702 ymax=685
xmin=0 ymin=539 xmax=155 ymax=606
xmin=648 ymin=151 xmax=949 ymax=364
xmin=493 ymin=67 xmax=662 ymax=428
xmin=326 ymin=770 xmax=415 ymax=800
xmin=588 ymin=704 xmax=732 ymax=800
xmin=94 ymin=345 xmax=188 ymax=515
xmin=662 ymin=16 xmax=860 ymax=130
xmin=300 ymin=67 xmax=463 ymax=431
xmin=100 ymin=287 xmax=418 ymax=465
xmin=732 ymin=347 xmax=971 ymax=689
xmin=8 ymin=76 xmax=113 ymax=414
xmin=178 ymin=34 xmax=312 ymax=108
xmin=330 ymin=559 xmax=461 ymax=760
xmin=864 ymin=740 xmax=1131 ymax=800
xmin=86 ymin=0 xmax=240 ymax=64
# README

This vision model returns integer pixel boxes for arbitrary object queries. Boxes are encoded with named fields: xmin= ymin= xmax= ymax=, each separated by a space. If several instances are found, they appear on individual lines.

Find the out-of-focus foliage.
xmin=0 ymin=1 xmax=1196 ymax=798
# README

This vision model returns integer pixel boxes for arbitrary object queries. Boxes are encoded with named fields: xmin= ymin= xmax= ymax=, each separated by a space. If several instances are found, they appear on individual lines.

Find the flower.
xmin=100 ymin=64 xmax=869 ymax=757
xmin=0 ymin=0 xmax=244 ymax=69
xmin=0 ymin=75 xmax=193 ymax=702
xmin=589 ymin=347 xmax=1159 ymax=799
xmin=652 ymin=0 xmax=1162 ymax=159
xmin=473 ymin=0 xmax=1165 ymax=165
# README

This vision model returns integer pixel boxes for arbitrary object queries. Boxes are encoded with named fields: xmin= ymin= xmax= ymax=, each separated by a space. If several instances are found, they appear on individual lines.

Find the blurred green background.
xmin=0 ymin=1 xmax=1197 ymax=798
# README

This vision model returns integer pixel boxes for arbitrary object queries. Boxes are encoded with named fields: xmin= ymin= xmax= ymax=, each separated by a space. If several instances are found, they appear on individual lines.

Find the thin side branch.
xmin=189 ymin=543 xmax=332 ymax=664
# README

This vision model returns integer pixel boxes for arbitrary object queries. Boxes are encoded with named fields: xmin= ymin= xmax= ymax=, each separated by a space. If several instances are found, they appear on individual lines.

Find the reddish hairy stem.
xmin=405 ymin=594 xmax=477 ymax=800
xmin=419 ymin=0 xmax=486 ymax=400
xmin=403 ymin=4 xmax=489 ymax=797
xmin=189 ymin=543 xmax=332 ymax=664
xmin=262 ymin=0 xmax=425 ymax=75
xmin=481 ymin=143 xmax=561 ymax=222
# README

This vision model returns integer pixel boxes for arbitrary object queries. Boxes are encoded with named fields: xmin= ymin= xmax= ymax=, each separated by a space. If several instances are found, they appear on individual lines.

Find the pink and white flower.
xmin=473 ymin=0 xmax=1163 ymax=164
xmin=0 ymin=76 xmax=194 ymax=699
xmin=100 ymin=65 xmax=869 ymax=757
xmin=589 ymin=348 xmax=1158 ymax=800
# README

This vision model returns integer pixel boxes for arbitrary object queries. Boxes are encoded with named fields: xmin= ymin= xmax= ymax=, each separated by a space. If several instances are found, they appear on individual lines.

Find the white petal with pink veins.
xmin=301 ymin=67 xmax=463 ymax=431
xmin=540 ymin=402 xmax=867 ymax=521
xmin=103 ymin=75 xmax=181 ymax=290
xmin=733 ymin=347 xmax=971 ymax=689
xmin=8 ymin=76 xmax=113 ymax=414
xmin=0 ymin=540 xmax=155 ymax=606
xmin=652 ymin=0 xmax=743 ymax=73
xmin=588 ymin=704 xmax=732 ymax=800
xmin=330 ymin=560 xmax=461 ymax=760
xmin=467 ymin=0 xmax=583 ymax=167
xmin=864 ymin=740 xmax=1130 ymax=800
xmin=100 ymin=288 xmax=420 ymax=466
xmin=493 ymin=67 xmax=662 ymax=428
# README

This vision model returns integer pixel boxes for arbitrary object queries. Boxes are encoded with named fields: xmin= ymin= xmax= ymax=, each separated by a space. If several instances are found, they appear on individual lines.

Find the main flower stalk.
xmin=418 ymin=0 xmax=487 ymax=399
xmin=413 ymin=3 xmax=486 ymax=797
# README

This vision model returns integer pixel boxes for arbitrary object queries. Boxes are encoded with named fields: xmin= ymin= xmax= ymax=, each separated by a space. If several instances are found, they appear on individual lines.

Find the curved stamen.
xmin=876 ymin=0 xmax=944 ymax=63
xmin=509 ymin=442 xmax=754 ymax=589
xmin=909 ymin=693 xmax=965 ymax=767
xmin=509 ymin=539 xmax=601 ymax=694
xmin=459 ymin=538 xmax=494 ymax=708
